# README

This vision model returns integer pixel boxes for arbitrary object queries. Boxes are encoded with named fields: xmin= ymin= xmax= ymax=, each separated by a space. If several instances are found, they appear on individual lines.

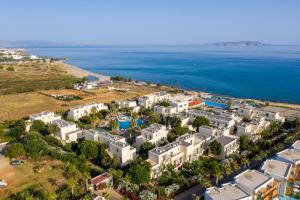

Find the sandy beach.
xmin=60 ymin=61 xmax=110 ymax=81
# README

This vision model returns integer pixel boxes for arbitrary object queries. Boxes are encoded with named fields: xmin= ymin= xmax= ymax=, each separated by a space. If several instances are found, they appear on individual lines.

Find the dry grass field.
xmin=0 ymin=61 xmax=80 ymax=95
xmin=0 ymin=83 xmax=163 ymax=121
xmin=0 ymin=155 xmax=66 ymax=200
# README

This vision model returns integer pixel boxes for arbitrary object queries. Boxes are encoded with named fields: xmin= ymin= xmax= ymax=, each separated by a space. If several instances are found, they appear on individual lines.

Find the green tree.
xmin=10 ymin=127 xmax=24 ymax=139
xmin=23 ymin=132 xmax=48 ymax=160
xmin=130 ymin=113 xmax=139 ymax=129
xmin=109 ymin=120 xmax=119 ymax=133
xmin=108 ymin=168 xmax=123 ymax=186
xmin=140 ymin=142 xmax=155 ymax=156
xmin=64 ymin=163 xmax=79 ymax=196
xmin=239 ymin=134 xmax=252 ymax=151
xmin=160 ymin=100 xmax=170 ymax=107
xmin=30 ymin=120 xmax=48 ymax=135
xmin=240 ymin=156 xmax=250 ymax=168
xmin=4 ymin=143 xmax=26 ymax=159
xmin=201 ymin=177 xmax=212 ymax=188
xmin=192 ymin=116 xmax=209 ymax=131
xmin=126 ymin=158 xmax=151 ymax=185
xmin=171 ymin=126 xmax=188 ymax=136
xmin=209 ymin=140 xmax=222 ymax=156
xmin=166 ymin=116 xmax=182 ymax=128
xmin=295 ymin=117 xmax=300 ymax=131
xmin=79 ymin=140 xmax=101 ymax=160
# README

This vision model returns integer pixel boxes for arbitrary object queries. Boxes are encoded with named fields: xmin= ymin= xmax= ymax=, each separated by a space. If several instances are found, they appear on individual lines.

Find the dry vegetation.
xmin=0 ymin=61 xmax=80 ymax=95
xmin=0 ymin=82 xmax=163 ymax=121
xmin=0 ymin=155 xmax=66 ymax=200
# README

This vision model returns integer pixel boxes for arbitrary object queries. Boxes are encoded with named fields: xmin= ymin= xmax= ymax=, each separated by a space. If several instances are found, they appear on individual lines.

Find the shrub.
xmin=4 ymin=143 xmax=26 ymax=159
xmin=7 ymin=66 xmax=15 ymax=71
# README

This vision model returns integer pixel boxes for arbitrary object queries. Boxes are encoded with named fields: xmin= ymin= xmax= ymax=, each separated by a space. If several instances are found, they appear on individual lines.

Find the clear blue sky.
xmin=1 ymin=0 xmax=300 ymax=45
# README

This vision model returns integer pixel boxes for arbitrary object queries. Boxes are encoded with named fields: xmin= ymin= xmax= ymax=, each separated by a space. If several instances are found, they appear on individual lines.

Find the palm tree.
xmin=240 ymin=156 xmax=250 ymax=168
xmin=214 ymin=167 xmax=223 ymax=186
xmin=223 ymin=165 xmax=232 ymax=175
xmin=110 ymin=120 xmax=119 ymax=133
xmin=201 ymin=177 xmax=212 ymax=188
xmin=91 ymin=107 xmax=97 ymax=116
xmin=130 ymin=112 xmax=138 ymax=129
xmin=231 ymin=160 xmax=239 ymax=171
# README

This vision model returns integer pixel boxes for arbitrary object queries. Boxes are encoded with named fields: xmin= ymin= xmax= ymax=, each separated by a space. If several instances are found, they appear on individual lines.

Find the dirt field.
xmin=0 ymin=83 xmax=162 ymax=121
xmin=0 ymin=155 xmax=66 ymax=199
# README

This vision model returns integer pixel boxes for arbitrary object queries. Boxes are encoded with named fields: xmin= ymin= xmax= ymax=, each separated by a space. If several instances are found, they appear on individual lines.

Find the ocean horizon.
xmin=28 ymin=45 xmax=300 ymax=104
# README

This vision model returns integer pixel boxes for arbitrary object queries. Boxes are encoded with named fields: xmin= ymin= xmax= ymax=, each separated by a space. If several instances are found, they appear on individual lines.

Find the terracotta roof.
xmin=90 ymin=172 xmax=110 ymax=186
xmin=189 ymin=100 xmax=203 ymax=108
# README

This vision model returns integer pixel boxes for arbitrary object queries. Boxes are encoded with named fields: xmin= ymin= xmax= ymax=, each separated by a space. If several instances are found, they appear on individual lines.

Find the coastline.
xmin=60 ymin=61 xmax=110 ymax=81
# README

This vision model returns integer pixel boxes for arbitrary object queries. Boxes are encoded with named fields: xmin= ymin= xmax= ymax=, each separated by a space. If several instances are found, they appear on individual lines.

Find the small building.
xmin=29 ymin=111 xmax=61 ymax=124
xmin=148 ymin=133 xmax=205 ymax=178
xmin=134 ymin=123 xmax=168 ymax=150
xmin=88 ymin=172 xmax=112 ymax=191
xmin=215 ymin=135 xmax=239 ymax=159
xmin=237 ymin=117 xmax=270 ymax=141
xmin=51 ymin=119 xmax=83 ymax=142
xmin=68 ymin=103 xmax=108 ymax=121
xmin=260 ymin=159 xmax=293 ymax=197
xmin=84 ymin=129 xmax=136 ymax=166
xmin=138 ymin=91 xmax=170 ymax=108
xmin=116 ymin=100 xmax=137 ymax=109
xmin=205 ymin=183 xmax=251 ymax=200
xmin=234 ymin=170 xmax=279 ymax=200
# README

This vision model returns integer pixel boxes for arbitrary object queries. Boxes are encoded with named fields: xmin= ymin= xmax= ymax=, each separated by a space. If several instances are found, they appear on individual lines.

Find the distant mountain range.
xmin=0 ymin=40 xmax=269 ymax=48
xmin=0 ymin=40 xmax=82 ymax=48
xmin=207 ymin=41 xmax=267 ymax=46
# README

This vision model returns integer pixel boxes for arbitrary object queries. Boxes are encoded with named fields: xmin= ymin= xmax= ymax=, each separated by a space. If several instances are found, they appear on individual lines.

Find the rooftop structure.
xmin=215 ymin=135 xmax=239 ymax=159
xmin=237 ymin=117 xmax=270 ymax=141
xmin=138 ymin=91 xmax=170 ymax=108
xmin=29 ymin=111 xmax=61 ymax=124
xmin=276 ymin=149 xmax=300 ymax=165
xmin=84 ymin=129 xmax=135 ymax=166
xmin=187 ymin=109 xmax=236 ymax=131
xmin=68 ymin=102 xmax=108 ymax=120
xmin=148 ymin=133 xmax=205 ymax=178
xmin=261 ymin=159 xmax=292 ymax=180
xmin=135 ymin=123 xmax=168 ymax=149
xmin=205 ymin=183 xmax=251 ymax=200
xmin=234 ymin=170 xmax=279 ymax=200
xmin=291 ymin=140 xmax=300 ymax=152
xmin=51 ymin=119 xmax=83 ymax=142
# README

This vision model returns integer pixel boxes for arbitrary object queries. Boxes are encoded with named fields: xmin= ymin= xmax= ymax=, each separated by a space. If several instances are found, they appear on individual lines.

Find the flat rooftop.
xmin=277 ymin=149 xmax=300 ymax=163
xmin=292 ymin=140 xmax=300 ymax=151
xmin=52 ymin=119 xmax=75 ymax=128
xmin=206 ymin=183 xmax=250 ymax=200
xmin=216 ymin=135 xmax=236 ymax=146
xmin=234 ymin=170 xmax=272 ymax=192
xmin=261 ymin=159 xmax=292 ymax=179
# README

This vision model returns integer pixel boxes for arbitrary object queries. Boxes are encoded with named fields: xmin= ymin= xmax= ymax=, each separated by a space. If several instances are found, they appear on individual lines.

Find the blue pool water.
xmin=28 ymin=45 xmax=300 ymax=104
xmin=118 ymin=116 xmax=143 ymax=129
xmin=204 ymin=100 xmax=228 ymax=109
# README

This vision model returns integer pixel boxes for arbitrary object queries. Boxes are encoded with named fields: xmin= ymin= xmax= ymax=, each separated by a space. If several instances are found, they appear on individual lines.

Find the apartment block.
xmin=138 ymin=91 xmax=170 ymax=108
xmin=51 ymin=119 xmax=83 ymax=142
xmin=84 ymin=129 xmax=136 ymax=166
xmin=68 ymin=103 xmax=108 ymax=120
xmin=205 ymin=183 xmax=251 ymax=200
xmin=237 ymin=117 xmax=270 ymax=141
xmin=215 ymin=135 xmax=239 ymax=159
xmin=148 ymin=133 xmax=205 ymax=178
xmin=135 ymin=123 xmax=168 ymax=150
xmin=234 ymin=170 xmax=279 ymax=200
xmin=29 ymin=111 xmax=61 ymax=124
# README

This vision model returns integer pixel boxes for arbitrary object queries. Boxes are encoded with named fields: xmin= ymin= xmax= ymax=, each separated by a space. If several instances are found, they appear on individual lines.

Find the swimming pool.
xmin=117 ymin=115 xmax=143 ymax=129
xmin=204 ymin=100 xmax=228 ymax=109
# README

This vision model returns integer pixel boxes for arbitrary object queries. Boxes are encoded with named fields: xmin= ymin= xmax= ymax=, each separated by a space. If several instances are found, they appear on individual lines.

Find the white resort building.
xmin=215 ymin=135 xmax=239 ymax=159
xmin=187 ymin=109 xmax=236 ymax=131
xmin=134 ymin=123 xmax=168 ymax=150
xmin=138 ymin=91 xmax=170 ymax=108
xmin=260 ymin=159 xmax=293 ymax=197
xmin=237 ymin=117 xmax=270 ymax=141
xmin=238 ymin=106 xmax=285 ymax=122
xmin=84 ymin=129 xmax=136 ymax=166
xmin=29 ymin=111 xmax=61 ymax=124
xmin=148 ymin=133 xmax=205 ymax=178
xmin=205 ymin=183 xmax=251 ymax=200
xmin=68 ymin=103 xmax=108 ymax=120
xmin=51 ymin=119 xmax=84 ymax=143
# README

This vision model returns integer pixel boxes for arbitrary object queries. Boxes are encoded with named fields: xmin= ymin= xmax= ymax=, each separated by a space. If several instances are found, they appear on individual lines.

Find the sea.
xmin=27 ymin=45 xmax=300 ymax=104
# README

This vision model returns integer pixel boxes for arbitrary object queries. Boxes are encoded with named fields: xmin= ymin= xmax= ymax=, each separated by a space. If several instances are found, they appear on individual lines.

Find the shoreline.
xmin=60 ymin=61 xmax=300 ymax=110
xmin=60 ymin=61 xmax=110 ymax=81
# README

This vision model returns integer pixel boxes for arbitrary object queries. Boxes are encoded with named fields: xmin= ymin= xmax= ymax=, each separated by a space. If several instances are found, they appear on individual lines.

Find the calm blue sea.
xmin=27 ymin=45 xmax=300 ymax=104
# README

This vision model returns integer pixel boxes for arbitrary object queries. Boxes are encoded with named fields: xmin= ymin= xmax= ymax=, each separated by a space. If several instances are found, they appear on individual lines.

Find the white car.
xmin=0 ymin=179 xmax=7 ymax=188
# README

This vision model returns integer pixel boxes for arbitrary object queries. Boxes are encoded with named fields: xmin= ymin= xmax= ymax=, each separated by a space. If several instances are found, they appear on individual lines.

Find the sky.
xmin=1 ymin=0 xmax=300 ymax=45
